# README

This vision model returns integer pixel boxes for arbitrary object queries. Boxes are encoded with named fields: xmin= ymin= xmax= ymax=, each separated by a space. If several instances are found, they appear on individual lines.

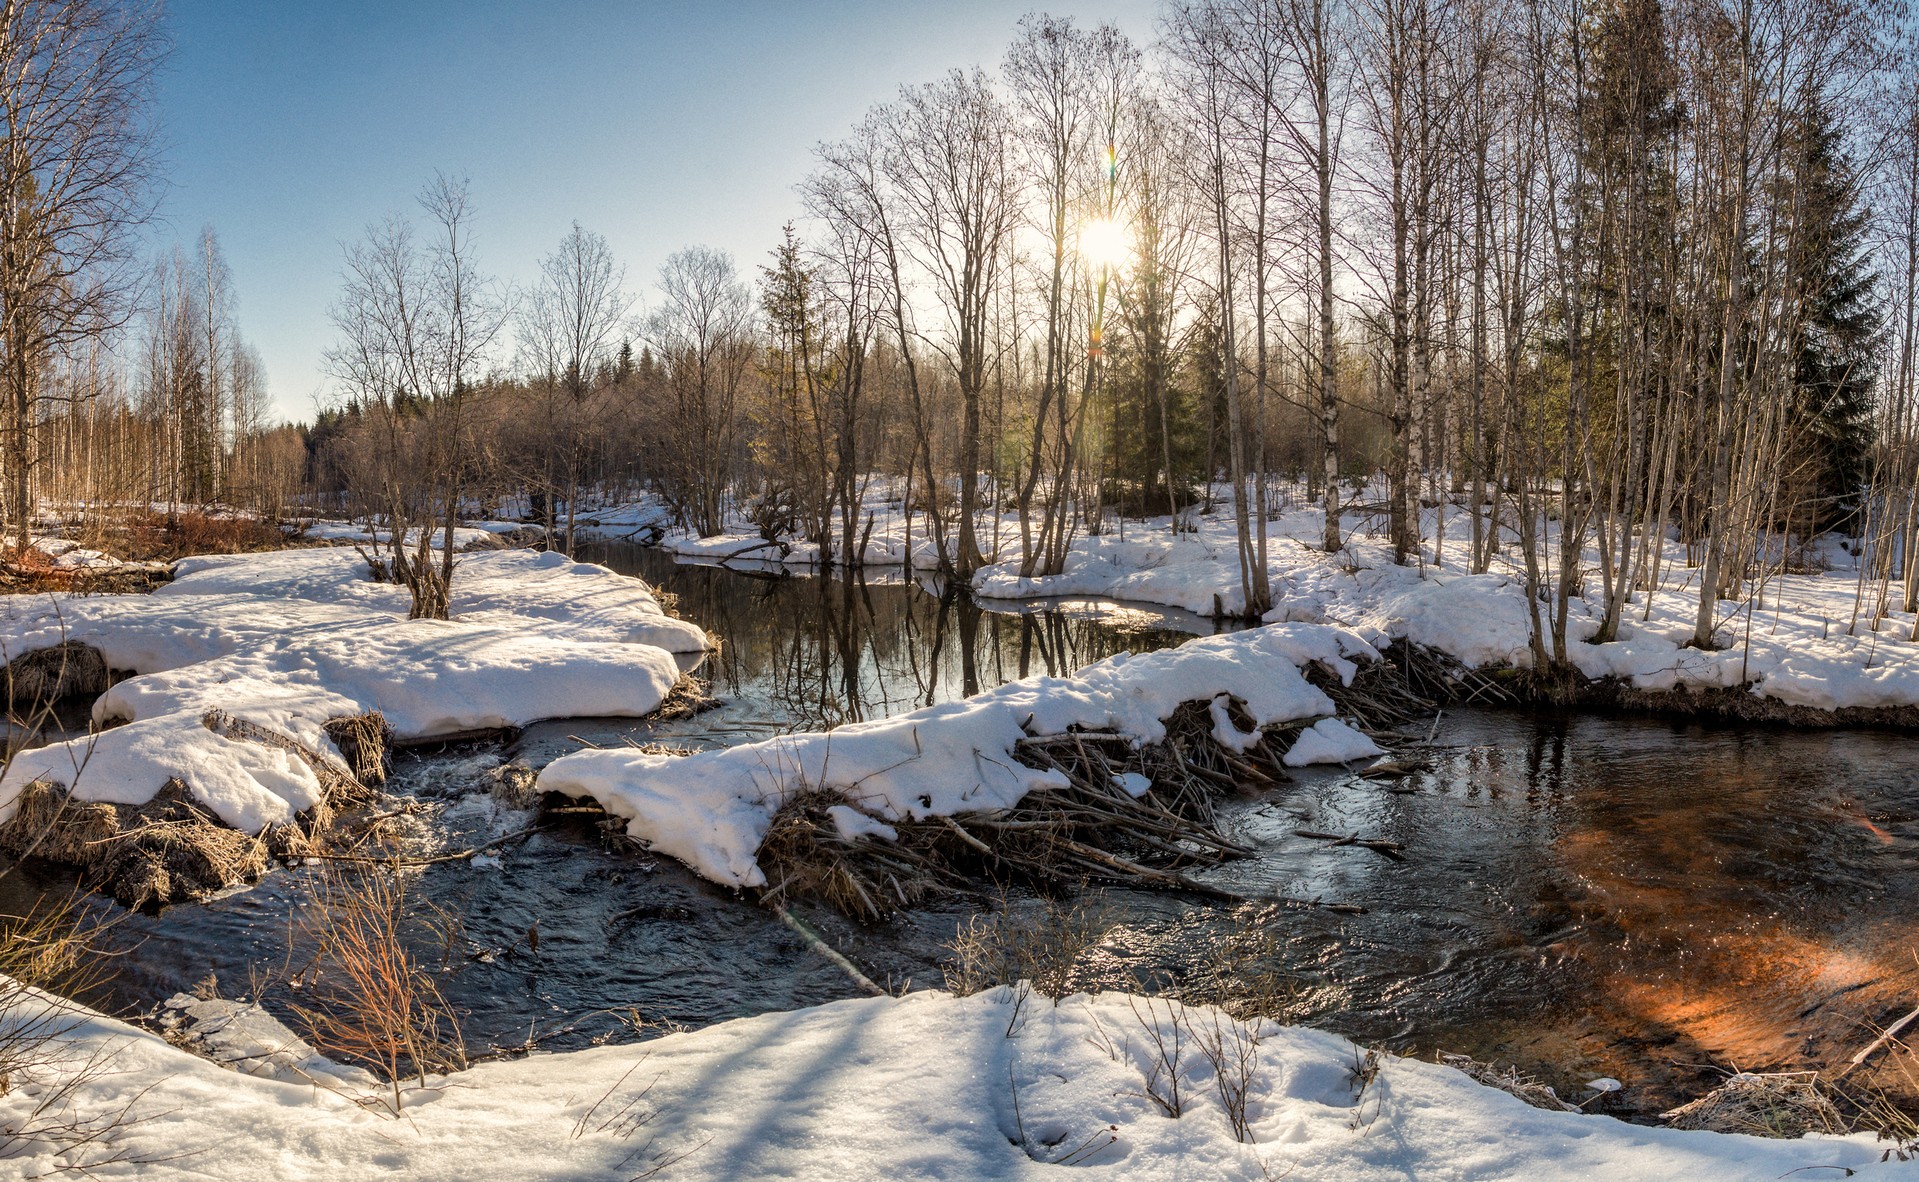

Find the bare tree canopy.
xmin=0 ymin=0 xmax=164 ymax=548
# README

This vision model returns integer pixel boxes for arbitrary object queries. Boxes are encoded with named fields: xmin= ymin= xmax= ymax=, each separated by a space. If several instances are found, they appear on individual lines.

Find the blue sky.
xmin=152 ymin=0 xmax=1159 ymax=422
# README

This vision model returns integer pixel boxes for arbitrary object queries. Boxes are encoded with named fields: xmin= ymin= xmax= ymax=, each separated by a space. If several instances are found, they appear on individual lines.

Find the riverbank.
xmin=5 ymin=535 xmax=1918 ymax=1177
xmin=8 ymin=979 xmax=1912 ymax=1180
xmin=0 ymin=546 xmax=708 ymax=904
xmin=574 ymin=487 xmax=1919 ymax=723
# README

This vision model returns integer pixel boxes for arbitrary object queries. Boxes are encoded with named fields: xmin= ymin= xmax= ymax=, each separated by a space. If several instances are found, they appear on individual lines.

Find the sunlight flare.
xmin=1078 ymin=214 xmax=1131 ymax=272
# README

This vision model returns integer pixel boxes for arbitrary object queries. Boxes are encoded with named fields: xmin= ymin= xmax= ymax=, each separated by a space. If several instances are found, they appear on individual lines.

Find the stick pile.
xmin=750 ymin=683 xmax=1418 ymax=920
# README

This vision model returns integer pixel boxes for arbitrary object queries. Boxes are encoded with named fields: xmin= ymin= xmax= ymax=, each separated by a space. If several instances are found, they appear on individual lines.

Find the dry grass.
xmin=0 ymin=642 xmax=108 ymax=708
xmin=321 ymin=712 xmax=395 ymax=788
xmin=1662 ymin=1071 xmax=1849 ymax=1138
xmin=1437 ymin=1052 xmax=1579 ymax=1112
xmin=287 ymin=864 xmax=466 ymax=1114
xmin=0 ymin=893 xmax=173 ymax=1173
xmin=0 ymin=779 xmax=276 ymax=911
xmin=0 ymin=709 xmax=389 ymax=908
xmin=942 ymin=894 xmax=1111 ymax=1000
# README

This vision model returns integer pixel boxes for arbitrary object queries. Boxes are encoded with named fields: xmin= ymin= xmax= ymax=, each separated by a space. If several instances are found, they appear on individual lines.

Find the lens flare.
xmin=1079 ymin=215 xmax=1130 ymax=271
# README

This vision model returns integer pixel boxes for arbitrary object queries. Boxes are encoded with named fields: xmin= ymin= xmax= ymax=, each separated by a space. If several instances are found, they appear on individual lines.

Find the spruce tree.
xmin=1787 ymin=98 xmax=1880 ymax=532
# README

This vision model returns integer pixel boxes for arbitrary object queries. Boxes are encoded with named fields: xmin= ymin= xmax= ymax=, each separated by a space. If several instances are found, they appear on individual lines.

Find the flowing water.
xmin=7 ymin=543 xmax=1918 ymax=1120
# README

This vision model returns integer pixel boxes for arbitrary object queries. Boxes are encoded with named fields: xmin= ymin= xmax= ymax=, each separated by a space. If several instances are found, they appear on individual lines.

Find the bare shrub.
xmin=288 ymin=865 xmax=466 ymax=1114
xmin=0 ymin=896 xmax=166 ymax=1172
xmin=130 ymin=510 xmax=287 ymax=560
xmin=1348 ymin=1047 xmax=1384 ymax=1131
xmin=1176 ymin=903 xmax=1304 ymax=1022
xmin=1129 ymin=994 xmax=1187 ymax=1118
xmin=568 ymin=1055 xmax=712 ymax=1180
xmin=1844 ymin=1078 xmax=1919 ymax=1163
xmin=1192 ymin=1008 xmax=1260 ymax=1141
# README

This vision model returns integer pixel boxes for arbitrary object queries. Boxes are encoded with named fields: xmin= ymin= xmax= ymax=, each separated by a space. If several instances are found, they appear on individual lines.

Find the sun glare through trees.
xmin=2 ymin=1 xmax=1919 ymax=1179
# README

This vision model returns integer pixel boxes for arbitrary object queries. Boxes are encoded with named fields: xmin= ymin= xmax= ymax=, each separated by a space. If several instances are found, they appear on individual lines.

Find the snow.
xmin=1282 ymin=718 xmax=1386 ymax=768
xmin=152 ymin=992 xmax=378 ymax=1089
xmin=969 ymin=495 xmax=1919 ymax=715
xmin=0 ymin=548 xmax=708 ymax=835
xmin=27 ymin=536 xmax=125 ymax=570
xmin=289 ymin=518 xmax=506 ymax=550
xmin=7 ymin=981 xmax=1912 ymax=1181
xmin=539 ymin=624 xmax=1369 ymax=887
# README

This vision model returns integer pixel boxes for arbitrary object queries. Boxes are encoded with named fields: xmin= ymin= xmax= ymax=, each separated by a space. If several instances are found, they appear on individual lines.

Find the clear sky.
xmin=152 ymin=0 xmax=1161 ymax=423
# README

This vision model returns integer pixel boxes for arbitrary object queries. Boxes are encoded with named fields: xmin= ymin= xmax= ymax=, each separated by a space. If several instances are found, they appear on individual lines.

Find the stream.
xmin=6 ymin=542 xmax=1918 ymax=1121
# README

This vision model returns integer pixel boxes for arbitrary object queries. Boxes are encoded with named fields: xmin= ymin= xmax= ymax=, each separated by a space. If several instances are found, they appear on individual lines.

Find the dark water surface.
xmin=10 ymin=543 xmax=1918 ymax=1119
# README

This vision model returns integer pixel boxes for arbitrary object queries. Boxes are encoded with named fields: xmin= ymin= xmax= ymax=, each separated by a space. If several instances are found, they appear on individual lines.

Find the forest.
xmin=13 ymin=0 xmax=1917 ymax=667
xmin=7 ymin=2 xmax=1919 ymax=1178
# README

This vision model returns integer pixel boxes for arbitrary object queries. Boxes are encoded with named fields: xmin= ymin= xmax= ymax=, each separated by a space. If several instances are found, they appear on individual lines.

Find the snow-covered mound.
xmin=27 ymin=536 xmax=125 ymax=570
xmin=0 ymin=548 xmax=708 ymax=835
xmin=7 ymin=982 xmax=1911 ymax=1180
xmin=539 ymin=624 xmax=1379 ymax=886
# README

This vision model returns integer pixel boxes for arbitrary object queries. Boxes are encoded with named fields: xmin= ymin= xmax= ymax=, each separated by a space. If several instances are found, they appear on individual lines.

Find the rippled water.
xmin=8 ymin=545 xmax=1917 ymax=1120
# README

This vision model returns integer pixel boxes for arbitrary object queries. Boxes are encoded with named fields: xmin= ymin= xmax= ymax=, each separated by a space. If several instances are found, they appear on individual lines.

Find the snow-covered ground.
xmin=22 ymin=536 xmax=129 ymax=570
xmin=290 ymin=517 xmax=528 ymax=550
xmin=7 ymin=981 xmax=1912 ymax=1180
xmin=6 ymin=504 xmax=1917 ymax=1178
xmin=540 ymin=624 xmax=1382 ymax=887
xmin=0 ymin=547 xmax=708 ymax=836
xmin=575 ymin=485 xmax=1919 ymax=714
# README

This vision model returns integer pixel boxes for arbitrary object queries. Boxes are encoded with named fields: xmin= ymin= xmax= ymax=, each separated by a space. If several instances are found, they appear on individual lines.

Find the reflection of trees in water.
xmin=589 ymin=546 xmax=1188 ymax=732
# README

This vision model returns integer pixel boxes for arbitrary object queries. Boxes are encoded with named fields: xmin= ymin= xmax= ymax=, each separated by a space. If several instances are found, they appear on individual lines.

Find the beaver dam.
xmin=3 ymin=542 xmax=1917 ymax=1130
xmin=569 ymin=646 xmax=1441 ymax=923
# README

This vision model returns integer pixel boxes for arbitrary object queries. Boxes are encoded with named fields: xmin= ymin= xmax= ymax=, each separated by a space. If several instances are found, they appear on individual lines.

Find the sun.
xmin=1078 ymin=215 xmax=1131 ymax=271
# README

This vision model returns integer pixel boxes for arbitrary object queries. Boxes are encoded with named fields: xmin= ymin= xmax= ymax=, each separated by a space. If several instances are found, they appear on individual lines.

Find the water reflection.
xmin=1089 ymin=708 xmax=1919 ymax=1117
xmin=575 ymin=545 xmax=1211 ymax=732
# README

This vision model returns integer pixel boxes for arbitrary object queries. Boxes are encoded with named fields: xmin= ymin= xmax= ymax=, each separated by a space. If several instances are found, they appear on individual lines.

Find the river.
xmin=6 ymin=542 xmax=1916 ymax=1121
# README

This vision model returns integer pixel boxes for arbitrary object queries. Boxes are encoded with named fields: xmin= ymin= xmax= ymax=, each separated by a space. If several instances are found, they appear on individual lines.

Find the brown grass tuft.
xmin=288 ymin=864 xmax=466 ymax=1114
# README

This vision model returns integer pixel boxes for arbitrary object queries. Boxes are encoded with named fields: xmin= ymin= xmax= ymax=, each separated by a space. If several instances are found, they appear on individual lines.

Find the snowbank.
xmin=539 ymin=624 xmax=1377 ymax=886
xmin=28 ymin=536 xmax=125 ymax=570
xmin=970 ymin=500 xmax=1919 ymax=715
xmin=7 ymin=982 xmax=1911 ymax=1180
xmin=0 ymin=548 xmax=708 ymax=836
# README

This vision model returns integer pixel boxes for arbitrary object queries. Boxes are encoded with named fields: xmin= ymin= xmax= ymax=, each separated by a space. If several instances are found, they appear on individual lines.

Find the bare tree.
xmin=880 ymin=68 xmax=1021 ymax=578
xmin=647 ymin=245 xmax=754 ymax=538
xmin=0 ymin=0 xmax=164 ymax=553
xmin=326 ymin=174 xmax=504 ymax=618
xmin=518 ymin=221 xmax=634 ymax=554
